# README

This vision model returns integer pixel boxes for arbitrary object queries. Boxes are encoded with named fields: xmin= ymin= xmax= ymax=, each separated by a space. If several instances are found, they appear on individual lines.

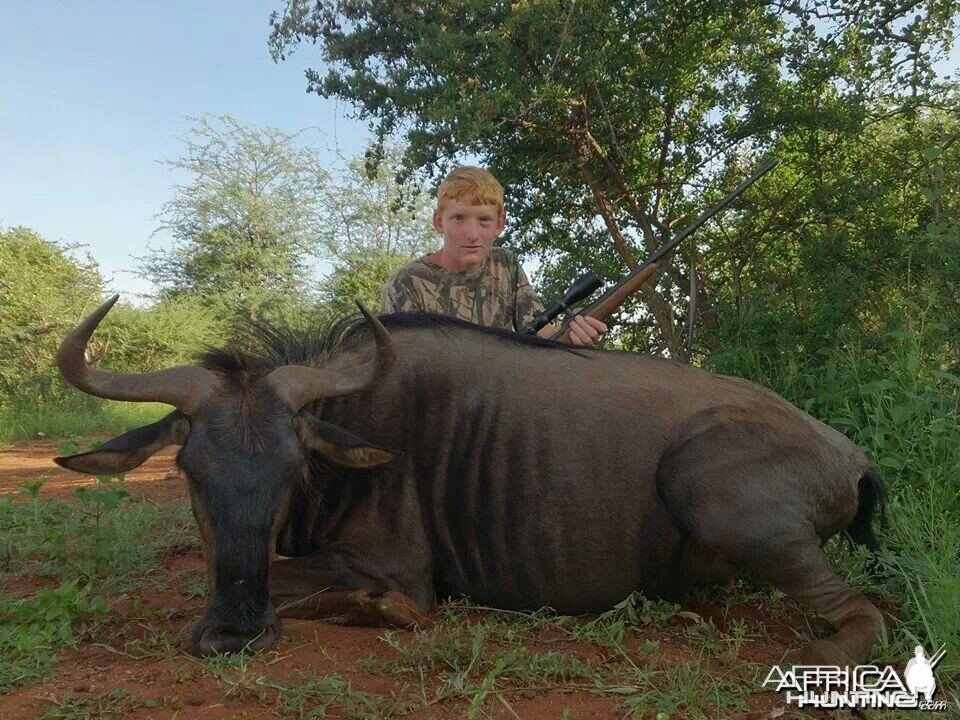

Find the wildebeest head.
xmin=54 ymin=296 xmax=398 ymax=654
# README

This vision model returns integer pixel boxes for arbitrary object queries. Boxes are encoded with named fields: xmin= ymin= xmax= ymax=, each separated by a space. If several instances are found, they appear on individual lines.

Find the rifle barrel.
xmin=647 ymin=156 xmax=779 ymax=266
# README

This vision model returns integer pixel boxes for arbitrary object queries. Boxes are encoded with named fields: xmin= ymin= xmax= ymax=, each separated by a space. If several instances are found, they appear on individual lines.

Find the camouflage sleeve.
xmin=379 ymin=276 xmax=400 ymax=313
xmin=514 ymin=263 xmax=546 ymax=332
xmin=379 ymin=269 xmax=423 ymax=314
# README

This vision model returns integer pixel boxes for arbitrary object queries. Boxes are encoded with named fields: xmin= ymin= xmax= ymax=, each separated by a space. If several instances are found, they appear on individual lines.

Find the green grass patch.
xmin=0 ymin=489 xmax=196 ymax=693
xmin=620 ymin=658 xmax=751 ymax=719
xmin=37 ymin=688 xmax=134 ymax=719
xmin=0 ymin=582 xmax=108 ymax=693
xmin=563 ymin=592 xmax=691 ymax=648
xmin=0 ymin=397 xmax=170 ymax=445
xmin=1 ymin=481 xmax=195 ymax=594
xmin=274 ymin=672 xmax=418 ymax=720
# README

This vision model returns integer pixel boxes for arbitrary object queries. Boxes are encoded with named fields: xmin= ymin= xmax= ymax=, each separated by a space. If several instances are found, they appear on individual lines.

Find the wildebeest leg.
xmin=658 ymin=454 xmax=884 ymax=665
xmin=753 ymin=549 xmax=885 ymax=666
xmin=677 ymin=518 xmax=884 ymax=664
xmin=269 ymin=555 xmax=430 ymax=628
xmin=682 ymin=524 xmax=885 ymax=664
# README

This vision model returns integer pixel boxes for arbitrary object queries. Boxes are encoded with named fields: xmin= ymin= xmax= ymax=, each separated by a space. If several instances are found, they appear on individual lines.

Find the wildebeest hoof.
xmin=374 ymin=591 xmax=431 ymax=627
xmin=788 ymin=638 xmax=858 ymax=668
xmin=344 ymin=589 xmax=430 ymax=628
xmin=194 ymin=624 xmax=279 ymax=655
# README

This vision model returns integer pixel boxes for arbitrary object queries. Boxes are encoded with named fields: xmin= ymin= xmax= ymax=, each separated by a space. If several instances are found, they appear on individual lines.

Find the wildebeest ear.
xmin=54 ymin=411 xmax=189 ymax=475
xmin=294 ymin=412 xmax=399 ymax=468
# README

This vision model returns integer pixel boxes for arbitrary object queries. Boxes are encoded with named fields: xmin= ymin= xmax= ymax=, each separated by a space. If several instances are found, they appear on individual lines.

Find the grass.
xmin=274 ymin=673 xmax=418 ymax=720
xmin=620 ymin=659 xmax=751 ymax=719
xmin=0 ymin=397 xmax=170 ymax=445
xmin=0 ymin=481 xmax=198 ymax=695
xmin=1 ymin=482 xmax=196 ymax=594
xmin=357 ymin=598 xmax=783 ymax=718
xmin=37 ymin=688 xmax=133 ymax=720
xmin=0 ymin=582 xmax=108 ymax=692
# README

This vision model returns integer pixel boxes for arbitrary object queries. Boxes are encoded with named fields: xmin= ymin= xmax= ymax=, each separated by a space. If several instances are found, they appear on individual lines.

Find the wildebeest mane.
xmin=366 ymin=312 xmax=575 ymax=351
xmin=197 ymin=311 xmax=577 ymax=376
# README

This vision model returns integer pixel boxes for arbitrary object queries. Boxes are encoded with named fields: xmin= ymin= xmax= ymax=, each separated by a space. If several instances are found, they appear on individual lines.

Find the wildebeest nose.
xmin=190 ymin=606 xmax=282 ymax=655
xmin=194 ymin=624 xmax=279 ymax=655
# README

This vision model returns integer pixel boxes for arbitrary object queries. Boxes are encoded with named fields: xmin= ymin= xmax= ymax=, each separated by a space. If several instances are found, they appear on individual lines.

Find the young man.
xmin=379 ymin=166 xmax=606 ymax=346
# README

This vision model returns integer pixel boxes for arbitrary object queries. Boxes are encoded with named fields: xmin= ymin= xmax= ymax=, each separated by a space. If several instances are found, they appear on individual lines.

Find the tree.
xmin=0 ymin=227 xmax=103 ymax=400
xmin=140 ymin=114 xmax=329 ymax=325
xmin=269 ymin=0 xmax=960 ymax=357
xmin=319 ymin=251 xmax=411 ymax=318
xmin=316 ymin=144 xmax=437 ymax=319
xmin=318 ymin=144 xmax=437 ymax=261
xmin=101 ymin=295 xmax=233 ymax=376
xmin=0 ymin=226 xmax=235 ymax=406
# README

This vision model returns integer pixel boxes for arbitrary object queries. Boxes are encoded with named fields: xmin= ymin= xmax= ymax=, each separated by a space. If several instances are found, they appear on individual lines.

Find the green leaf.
xmin=57 ymin=622 xmax=73 ymax=645
xmin=21 ymin=480 xmax=45 ymax=499
xmin=829 ymin=416 xmax=856 ymax=428
xmin=889 ymin=405 xmax=912 ymax=424
xmin=57 ymin=441 xmax=78 ymax=456
xmin=860 ymin=380 xmax=897 ymax=396
xmin=932 ymin=370 xmax=960 ymax=387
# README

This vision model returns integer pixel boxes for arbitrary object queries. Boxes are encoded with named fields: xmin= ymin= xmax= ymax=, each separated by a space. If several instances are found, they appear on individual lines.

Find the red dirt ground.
xmin=0 ymin=442 xmax=840 ymax=720
xmin=0 ymin=440 xmax=182 ymax=504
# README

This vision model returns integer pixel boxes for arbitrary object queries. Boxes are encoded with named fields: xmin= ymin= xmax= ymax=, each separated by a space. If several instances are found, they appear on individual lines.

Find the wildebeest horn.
xmin=57 ymin=295 xmax=216 ymax=412
xmin=266 ymin=301 xmax=395 ymax=411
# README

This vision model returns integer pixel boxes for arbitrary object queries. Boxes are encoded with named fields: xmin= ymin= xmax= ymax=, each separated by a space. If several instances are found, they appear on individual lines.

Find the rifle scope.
xmin=524 ymin=270 xmax=602 ymax=335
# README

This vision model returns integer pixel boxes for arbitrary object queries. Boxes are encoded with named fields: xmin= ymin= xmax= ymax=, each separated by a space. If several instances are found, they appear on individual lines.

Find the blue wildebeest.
xmin=55 ymin=296 xmax=886 ymax=663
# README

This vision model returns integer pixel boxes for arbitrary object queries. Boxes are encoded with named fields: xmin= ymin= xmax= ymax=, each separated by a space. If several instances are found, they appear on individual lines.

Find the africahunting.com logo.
xmin=763 ymin=644 xmax=949 ymax=711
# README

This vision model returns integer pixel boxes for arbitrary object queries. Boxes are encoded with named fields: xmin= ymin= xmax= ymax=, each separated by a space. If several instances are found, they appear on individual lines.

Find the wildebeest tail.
xmin=846 ymin=467 xmax=884 ymax=554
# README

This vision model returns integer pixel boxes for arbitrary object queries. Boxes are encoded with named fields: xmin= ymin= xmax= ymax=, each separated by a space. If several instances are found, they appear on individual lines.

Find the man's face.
xmin=433 ymin=200 xmax=505 ymax=271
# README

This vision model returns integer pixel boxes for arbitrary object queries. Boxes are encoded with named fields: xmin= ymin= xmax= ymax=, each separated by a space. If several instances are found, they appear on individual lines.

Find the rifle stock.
xmin=551 ymin=263 xmax=657 ymax=343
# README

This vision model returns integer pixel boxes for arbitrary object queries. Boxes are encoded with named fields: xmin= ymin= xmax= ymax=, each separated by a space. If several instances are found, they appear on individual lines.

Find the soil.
xmin=0 ymin=440 xmax=182 ymax=504
xmin=0 ymin=442 xmax=829 ymax=720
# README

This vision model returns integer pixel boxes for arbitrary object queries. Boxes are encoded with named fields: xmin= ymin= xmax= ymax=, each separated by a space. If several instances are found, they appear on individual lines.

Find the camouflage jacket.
xmin=379 ymin=247 xmax=545 ymax=332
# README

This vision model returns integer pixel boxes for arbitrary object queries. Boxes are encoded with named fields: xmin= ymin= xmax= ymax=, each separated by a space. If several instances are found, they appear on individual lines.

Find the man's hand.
xmin=567 ymin=315 xmax=606 ymax=347
xmin=536 ymin=315 xmax=607 ymax=347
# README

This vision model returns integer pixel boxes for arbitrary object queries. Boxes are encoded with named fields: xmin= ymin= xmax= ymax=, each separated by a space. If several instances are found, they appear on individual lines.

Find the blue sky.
xmin=0 ymin=2 xmax=370 ymax=300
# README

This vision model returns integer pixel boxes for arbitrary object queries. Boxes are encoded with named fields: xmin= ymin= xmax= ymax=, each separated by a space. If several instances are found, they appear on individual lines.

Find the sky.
xmin=0 ymin=2 xmax=370 ymax=301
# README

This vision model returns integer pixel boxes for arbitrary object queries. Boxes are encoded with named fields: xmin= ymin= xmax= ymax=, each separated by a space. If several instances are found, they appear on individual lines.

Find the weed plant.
xmin=1 ymin=477 xmax=159 ymax=591
xmin=0 ymin=454 xmax=197 ymax=694
xmin=0 ymin=582 xmax=107 ymax=692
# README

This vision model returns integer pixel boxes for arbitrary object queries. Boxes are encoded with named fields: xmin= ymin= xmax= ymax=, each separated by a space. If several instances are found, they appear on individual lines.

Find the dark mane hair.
xmin=197 ymin=311 xmax=576 ymax=376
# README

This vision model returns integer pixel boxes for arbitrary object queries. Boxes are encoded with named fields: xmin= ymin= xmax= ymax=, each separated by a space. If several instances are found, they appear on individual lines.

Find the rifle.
xmin=526 ymin=157 xmax=779 ymax=342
